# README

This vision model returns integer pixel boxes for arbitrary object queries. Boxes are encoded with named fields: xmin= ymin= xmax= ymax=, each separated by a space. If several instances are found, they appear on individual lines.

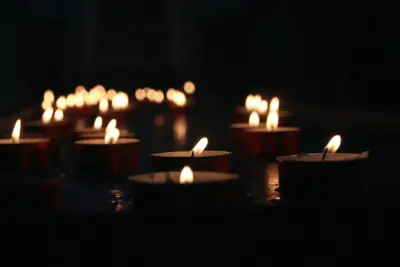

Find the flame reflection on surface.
xmin=264 ymin=163 xmax=280 ymax=201
xmin=173 ymin=116 xmax=187 ymax=148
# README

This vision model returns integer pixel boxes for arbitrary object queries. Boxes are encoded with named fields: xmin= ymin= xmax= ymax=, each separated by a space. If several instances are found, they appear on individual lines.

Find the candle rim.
xmin=129 ymin=171 xmax=239 ymax=184
xmin=277 ymin=152 xmax=367 ymax=163
xmin=151 ymin=150 xmax=231 ymax=158
xmin=0 ymin=137 xmax=49 ymax=144
xmin=75 ymin=137 xmax=139 ymax=145
xmin=230 ymin=122 xmax=266 ymax=128
xmin=246 ymin=126 xmax=300 ymax=133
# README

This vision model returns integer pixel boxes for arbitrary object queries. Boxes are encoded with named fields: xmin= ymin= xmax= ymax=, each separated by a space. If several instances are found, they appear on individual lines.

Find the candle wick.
xmin=322 ymin=148 xmax=328 ymax=161
xmin=191 ymin=150 xmax=195 ymax=157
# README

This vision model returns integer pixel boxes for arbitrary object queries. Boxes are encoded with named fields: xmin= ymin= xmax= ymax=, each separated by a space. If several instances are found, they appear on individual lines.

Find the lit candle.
xmin=74 ymin=118 xmax=134 ymax=140
xmin=244 ymin=111 xmax=300 ymax=157
xmin=25 ymin=107 xmax=73 ymax=141
xmin=101 ymin=91 xmax=133 ymax=122
xmin=167 ymin=90 xmax=194 ymax=112
xmin=183 ymin=81 xmax=196 ymax=95
xmin=0 ymin=119 xmax=50 ymax=172
xmin=277 ymin=135 xmax=369 ymax=204
xmin=230 ymin=111 xmax=264 ymax=150
xmin=234 ymin=96 xmax=291 ymax=124
xmin=151 ymin=137 xmax=232 ymax=172
xmin=75 ymin=126 xmax=140 ymax=177
xmin=129 ymin=165 xmax=240 ymax=210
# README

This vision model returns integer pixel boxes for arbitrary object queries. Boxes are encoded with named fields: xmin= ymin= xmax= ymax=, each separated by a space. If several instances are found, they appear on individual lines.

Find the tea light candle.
xmin=230 ymin=111 xmax=264 ymax=150
xmin=234 ymin=96 xmax=291 ymax=124
xmin=75 ymin=127 xmax=140 ymax=177
xmin=25 ymin=108 xmax=73 ymax=141
xmin=130 ymin=165 xmax=241 ymax=210
xmin=0 ymin=119 xmax=50 ymax=173
xmin=245 ymin=111 xmax=300 ymax=157
xmin=277 ymin=135 xmax=369 ymax=204
xmin=151 ymin=137 xmax=231 ymax=172
xmin=167 ymin=90 xmax=194 ymax=113
xmin=75 ymin=118 xmax=134 ymax=140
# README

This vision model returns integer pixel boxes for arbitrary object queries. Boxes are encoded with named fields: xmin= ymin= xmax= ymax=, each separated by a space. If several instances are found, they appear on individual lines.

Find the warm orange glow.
xmin=11 ymin=119 xmax=21 ymax=143
xmin=93 ymin=85 xmax=107 ymax=97
xmin=74 ymin=94 xmax=85 ymax=108
xmin=325 ymin=135 xmax=341 ymax=153
xmin=135 ymin=88 xmax=146 ymax=101
xmin=173 ymin=116 xmax=187 ymax=147
xmin=166 ymin=88 xmax=176 ymax=101
xmin=257 ymin=100 xmax=268 ymax=113
xmin=99 ymin=97 xmax=109 ymax=113
xmin=245 ymin=94 xmax=255 ymax=111
xmin=270 ymin=97 xmax=280 ymax=112
xmin=106 ymin=89 xmax=117 ymax=100
xmin=54 ymin=109 xmax=64 ymax=121
xmin=42 ymin=108 xmax=54 ymax=124
xmin=266 ymin=111 xmax=278 ymax=130
xmin=75 ymin=85 xmax=86 ymax=94
xmin=106 ymin=119 xmax=117 ymax=132
xmin=183 ymin=81 xmax=196 ymax=94
xmin=173 ymin=91 xmax=186 ymax=106
xmin=191 ymin=137 xmax=208 ymax=156
xmin=66 ymin=94 xmax=76 ymax=107
xmin=112 ymin=92 xmax=129 ymax=110
xmin=146 ymin=89 xmax=156 ymax=102
xmin=86 ymin=88 xmax=101 ymax=106
xmin=248 ymin=111 xmax=260 ymax=127
xmin=93 ymin=116 xmax=103 ymax=130
xmin=179 ymin=166 xmax=194 ymax=184
xmin=154 ymin=90 xmax=164 ymax=103
xmin=43 ymin=90 xmax=55 ymax=103
xmin=56 ymin=96 xmax=67 ymax=110
xmin=41 ymin=100 xmax=52 ymax=110
xmin=104 ymin=128 xmax=120 ymax=144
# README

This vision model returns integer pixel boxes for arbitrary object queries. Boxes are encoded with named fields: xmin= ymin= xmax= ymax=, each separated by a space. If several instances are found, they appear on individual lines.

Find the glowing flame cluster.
xmin=191 ymin=137 xmax=208 ymax=156
xmin=325 ymin=135 xmax=341 ymax=153
xmin=170 ymin=90 xmax=186 ymax=107
xmin=135 ymin=88 xmax=164 ymax=104
xmin=112 ymin=92 xmax=129 ymax=110
xmin=245 ymin=95 xmax=280 ymax=114
xmin=183 ymin=81 xmax=196 ymax=95
xmin=179 ymin=166 xmax=194 ymax=184
xmin=42 ymin=108 xmax=64 ymax=124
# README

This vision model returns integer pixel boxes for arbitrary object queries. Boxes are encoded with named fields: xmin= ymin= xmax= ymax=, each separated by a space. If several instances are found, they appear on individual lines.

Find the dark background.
xmin=2 ymin=0 xmax=399 ymax=116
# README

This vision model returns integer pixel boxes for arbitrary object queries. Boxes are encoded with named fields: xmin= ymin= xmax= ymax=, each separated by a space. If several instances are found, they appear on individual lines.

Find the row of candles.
xmin=0 ymin=83 xmax=369 ymax=211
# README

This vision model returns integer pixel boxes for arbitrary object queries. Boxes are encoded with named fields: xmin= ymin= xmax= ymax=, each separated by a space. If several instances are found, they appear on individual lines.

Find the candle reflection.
xmin=154 ymin=114 xmax=165 ymax=127
xmin=264 ymin=163 xmax=280 ymax=201
xmin=173 ymin=116 xmax=187 ymax=148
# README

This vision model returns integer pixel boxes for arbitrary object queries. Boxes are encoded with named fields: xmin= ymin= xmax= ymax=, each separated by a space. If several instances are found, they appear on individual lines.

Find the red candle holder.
xmin=24 ymin=120 xmax=74 ymax=141
xmin=99 ymin=104 xmax=135 ymax=123
xmin=129 ymin=170 xmax=241 ymax=210
xmin=151 ymin=150 xmax=231 ymax=172
xmin=230 ymin=122 xmax=265 ymax=151
xmin=244 ymin=127 xmax=300 ymax=158
xmin=65 ymin=105 xmax=97 ymax=117
xmin=76 ymin=129 xmax=134 ymax=141
xmin=75 ymin=138 xmax=140 ymax=179
xmin=277 ymin=152 xmax=370 ymax=204
xmin=0 ymin=138 xmax=50 ymax=173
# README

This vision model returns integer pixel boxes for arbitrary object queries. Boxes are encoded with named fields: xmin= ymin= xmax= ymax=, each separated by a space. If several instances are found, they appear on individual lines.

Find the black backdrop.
xmin=1 ymin=0 xmax=399 ymax=115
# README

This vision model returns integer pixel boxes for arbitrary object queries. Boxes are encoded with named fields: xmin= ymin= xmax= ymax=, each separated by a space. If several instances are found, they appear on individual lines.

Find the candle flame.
xmin=53 ymin=109 xmax=64 ymax=121
xmin=106 ymin=119 xmax=117 ymax=132
xmin=191 ymin=137 xmax=208 ymax=156
xmin=56 ymin=96 xmax=67 ymax=110
xmin=75 ymin=85 xmax=86 ymax=94
xmin=179 ymin=166 xmax=194 ymax=184
xmin=245 ymin=94 xmax=256 ymax=111
xmin=107 ymin=89 xmax=117 ymax=100
xmin=257 ymin=100 xmax=268 ymax=113
xmin=41 ymin=100 xmax=52 ymax=110
xmin=270 ymin=97 xmax=280 ymax=112
xmin=104 ymin=128 xmax=120 ymax=144
xmin=154 ymin=90 xmax=164 ymax=103
xmin=325 ymin=135 xmax=341 ymax=153
xmin=93 ymin=116 xmax=103 ymax=130
xmin=172 ymin=91 xmax=186 ymax=106
xmin=12 ymin=119 xmax=21 ymax=143
xmin=99 ymin=97 xmax=109 ymax=113
xmin=42 ymin=108 xmax=54 ymax=124
xmin=266 ymin=111 xmax=278 ymax=130
xmin=183 ymin=81 xmax=196 ymax=95
xmin=74 ymin=94 xmax=85 ymax=108
xmin=166 ymin=88 xmax=176 ymax=101
xmin=66 ymin=94 xmax=76 ymax=108
xmin=43 ymin=90 xmax=55 ymax=103
xmin=112 ymin=92 xmax=129 ymax=110
xmin=135 ymin=88 xmax=146 ymax=101
xmin=248 ymin=111 xmax=260 ymax=127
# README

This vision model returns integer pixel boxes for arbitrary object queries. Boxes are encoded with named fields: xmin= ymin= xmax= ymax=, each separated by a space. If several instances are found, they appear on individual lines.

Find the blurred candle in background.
xmin=173 ymin=115 xmax=187 ymax=148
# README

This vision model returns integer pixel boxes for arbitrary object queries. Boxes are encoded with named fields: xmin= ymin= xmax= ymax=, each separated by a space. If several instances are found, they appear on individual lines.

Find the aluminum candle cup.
xmin=151 ymin=137 xmax=231 ymax=172
xmin=277 ymin=151 xmax=370 ymax=204
xmin=129 ymin=166 xmax=241 ymax=210
xmin=244 ymin=112 xmax=300 ymax=158
xmin=75 ymin=131 xmax=140 ymax=178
